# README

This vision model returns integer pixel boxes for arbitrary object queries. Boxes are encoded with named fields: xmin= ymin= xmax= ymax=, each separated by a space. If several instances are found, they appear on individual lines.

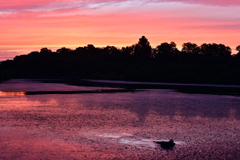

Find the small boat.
xmin=153 ymin=139 xmax=175 ymax=149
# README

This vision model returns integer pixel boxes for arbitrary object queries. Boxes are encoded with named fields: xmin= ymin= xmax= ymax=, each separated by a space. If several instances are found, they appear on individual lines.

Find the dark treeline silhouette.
xmin=0 ymin=36 xmax=240 ymax=84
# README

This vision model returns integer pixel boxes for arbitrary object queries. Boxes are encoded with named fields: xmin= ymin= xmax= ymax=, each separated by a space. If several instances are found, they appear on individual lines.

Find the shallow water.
xmin=0 ymin=79 xmax=240 ymax=159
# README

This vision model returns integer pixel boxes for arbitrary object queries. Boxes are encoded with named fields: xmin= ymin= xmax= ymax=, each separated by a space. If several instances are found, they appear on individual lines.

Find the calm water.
xmin=0 ymin=79 xmax=240 ymax=159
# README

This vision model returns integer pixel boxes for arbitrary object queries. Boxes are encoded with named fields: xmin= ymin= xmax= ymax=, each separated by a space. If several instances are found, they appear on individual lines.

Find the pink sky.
xmin=0 ymin=0 xmax=240 ymax=61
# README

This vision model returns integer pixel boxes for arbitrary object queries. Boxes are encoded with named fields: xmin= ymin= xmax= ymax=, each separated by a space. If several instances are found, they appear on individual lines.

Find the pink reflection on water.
xmin=0 ymin=91 xmax=25 ymax=96
xmin=0 ymin=95 xmax=59 ymax=111
xmin=0 ymin=80 xmax=240 ymax=159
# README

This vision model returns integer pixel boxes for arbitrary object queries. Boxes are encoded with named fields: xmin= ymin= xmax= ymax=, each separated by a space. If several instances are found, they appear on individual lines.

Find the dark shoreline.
xmin=24 ymin=88 xmax=137 ymax=95
xmin=1 ymin=78 xmax=240 ymax=96
xmin=41 ymin=78 xmax=240 ymax=96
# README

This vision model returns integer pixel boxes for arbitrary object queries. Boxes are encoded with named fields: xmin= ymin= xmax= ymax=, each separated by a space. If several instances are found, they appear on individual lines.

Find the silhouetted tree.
xmin=56 ymin=47 xmax=72 ymax=54
xmin=28 ymin=51 xmax=40 ymax=56
xmin=103 ymin=46 xmax=127 ymax=62
xmin=40 ymin=48 xmax=52 ymax=54
xmin=133 ymin=36 xmax=152 ymax=58
xmin=236 ymin=45 xmax=240 ymax=52
xmin=103 ymin=46 xmax=117 ymax=54
xmin=200 ymin=43 xmax=231 ymax=58
xmin=85 ymin=44 xmax=97 ymax=52
xmin=182 ymin=42 xmax=200 ymax=54
xmin=121 ymin=46 xmax=134 ymax=56
xmin=1 ymin=37 xmax=240 ymax=84
xmin=200 ymin=43 xmax=231 ymax=64
xmin=235 ymin=45 xmax=240 ymax=58
xmin=180 ymin=42 xmax=201 ymax=63
xmin=155 ymin=42 xmax=179 ymax=62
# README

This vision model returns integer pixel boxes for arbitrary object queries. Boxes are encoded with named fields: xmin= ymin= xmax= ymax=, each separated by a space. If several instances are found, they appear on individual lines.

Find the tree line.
xmin=1 ymin=36 xmax=240 ymax=84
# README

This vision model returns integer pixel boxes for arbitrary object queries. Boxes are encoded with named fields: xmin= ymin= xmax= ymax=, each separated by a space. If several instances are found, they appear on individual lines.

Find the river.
xmin=0 ymin=79 xmax=240 ymax=159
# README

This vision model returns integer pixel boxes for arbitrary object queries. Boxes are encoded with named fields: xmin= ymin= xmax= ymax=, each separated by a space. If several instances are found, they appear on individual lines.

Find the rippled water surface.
xmin=0 ymin=79 xmax=240 ymax=159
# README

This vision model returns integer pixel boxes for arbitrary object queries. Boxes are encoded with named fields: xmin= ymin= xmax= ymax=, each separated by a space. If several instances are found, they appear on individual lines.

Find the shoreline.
xmin=1 ymin=78 xmax=240 ymax=96
xmin=81 ymin=79 xmax=240 ymax=88
xmin=65 ymin=79 xmax=240 ymax=96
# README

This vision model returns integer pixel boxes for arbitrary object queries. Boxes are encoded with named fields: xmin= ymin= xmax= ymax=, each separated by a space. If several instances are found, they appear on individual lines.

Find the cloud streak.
xmin=0 ymin=0 xmax=132 ymax=14
xmin=2 ymin=0 xmax=240 ymax=15
xmin=150 ymin=0 xmax=240 ymax=6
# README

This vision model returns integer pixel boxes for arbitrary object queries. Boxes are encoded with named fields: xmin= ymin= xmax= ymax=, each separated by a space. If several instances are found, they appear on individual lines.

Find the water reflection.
xmin=1 ymin=79 xmax=240 ymax=122
xmin=0 ymin=91 xmax=25 ymax=96
xmin=1 ymin=80 xmax=240 ymax=159
xmin=22 ymin=89 xmax=240 ymax=121
xmin=228 ymin=108 xmax=237 ymax=120
xmin=1 ymin=79 xmax=240 ymax=135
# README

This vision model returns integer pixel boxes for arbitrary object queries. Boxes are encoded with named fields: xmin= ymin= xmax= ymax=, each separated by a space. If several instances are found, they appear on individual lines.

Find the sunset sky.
xmin=1 ymin=0 xmax=240 ymax=61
